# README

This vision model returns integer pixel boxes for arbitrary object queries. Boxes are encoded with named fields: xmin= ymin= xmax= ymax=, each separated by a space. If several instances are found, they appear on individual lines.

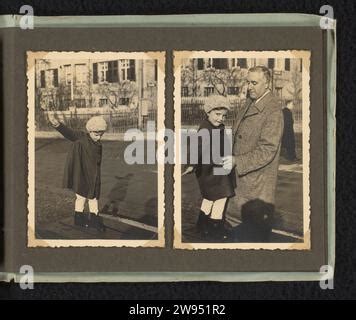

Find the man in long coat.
xmin=281 ymin=100 xmax=298 ymax=161
xmin=222 ymin=66 xmax=284 ymax=241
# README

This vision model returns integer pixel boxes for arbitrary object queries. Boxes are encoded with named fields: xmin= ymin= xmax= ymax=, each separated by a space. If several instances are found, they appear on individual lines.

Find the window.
xmin=237 ymin=58 xmax=247 ymax=68
xmin=64 ymin=65 xmax=72 ymax=85
xmin=120 ymin=59 xmax=136 ymax=81
xmin=284 ymin=58 xmax=290 ymax=71
xmin=107 ymin=61 xmax=119 ymax=83
xmin=204 ymin=87 xmax=215 ymax=97
xmin=93 ymin=61 xmax=119 ymax=83
xmin=268 ymin=58 xmax=275 ymax=69
xmin=75 ymin=64 xmax=87 ymax=85
xmin=232 ymin=58 xmax=245 ymax=68
xmin=127 ymin=60 xmax=136 ymax=81
xmin=197 ymin=58 xmax=205 ymax=70
xmin=227 ymin=87 xmax=239 ymax=95
xmin=40 ymin=70 xmax=46 ymax=88
xmin=99 ymin=98 xmax=108 ymax=107
xmin=212 ymin=58 xmax=228 ymax=69
xmin=119 ymin=97 xmax=130 ymax=105
xmin=46 ymin=69 xmax=58 ymax=88
xmin=120 ymin=59 xmax=130 ymax=81
xmin=181 ymin=87 xmax=189 ymax=97
xmin=74 ymin=98 xmax=86 ymax=108
xmin=99 ymin=62 xmax=109 ymax=83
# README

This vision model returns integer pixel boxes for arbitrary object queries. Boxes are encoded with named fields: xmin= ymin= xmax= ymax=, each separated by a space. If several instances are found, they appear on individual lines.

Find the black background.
xmin=0 ymin=0 xmax=355 ymax=300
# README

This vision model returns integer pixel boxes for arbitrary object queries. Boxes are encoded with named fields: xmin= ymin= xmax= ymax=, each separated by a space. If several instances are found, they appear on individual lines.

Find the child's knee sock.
xmin=75 ymin=194 xmax=86 ymax=212
xmin=200 ymin=199 xmax=213 ymax=215
xmin=210 ymin=198 xmax=227 ymax=220
xmin=88 ymin=198 xmax=99 ymax=214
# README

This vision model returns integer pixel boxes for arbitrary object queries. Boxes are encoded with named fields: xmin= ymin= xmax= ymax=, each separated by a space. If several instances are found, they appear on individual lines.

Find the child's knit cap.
xmin=203 ymin=95 xmax=231 ymax=114
xmin=86 ymin=116 xmax=108 ymax=132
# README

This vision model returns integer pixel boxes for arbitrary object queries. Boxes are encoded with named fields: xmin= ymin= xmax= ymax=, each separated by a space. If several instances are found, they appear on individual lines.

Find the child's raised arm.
xmin=47 ymin=111 xmax=85 ymax=142
xmin=47 ymin=111 xmax=61 ymax=128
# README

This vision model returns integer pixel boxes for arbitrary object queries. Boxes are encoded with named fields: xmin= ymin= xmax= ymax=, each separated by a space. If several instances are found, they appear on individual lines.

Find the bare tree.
xmin=74 ymin=65 xmax=94 ymax=108
xmin=202 ymin=66 xmax=245 ymax=96
xmin=181 ymin=61 xmax=202 ymax=97
xmin=35 ymin=59 xmax=71 ymax=111
xmin=97 ymin=80 xmax=138 ymax=108
xmin=181 ymin=59 xmax=246 ymax=97
xmin=286 ymin=63 xmax=302 ymax=103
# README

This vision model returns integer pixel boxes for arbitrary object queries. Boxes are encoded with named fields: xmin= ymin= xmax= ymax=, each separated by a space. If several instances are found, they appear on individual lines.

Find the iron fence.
xmin=181 ymin=97 xmax=242 ymax=128
xmin=36 ymin=109 xmax=157 ymax=133
xmin=181 ymin=97 xmax=303 ymax=132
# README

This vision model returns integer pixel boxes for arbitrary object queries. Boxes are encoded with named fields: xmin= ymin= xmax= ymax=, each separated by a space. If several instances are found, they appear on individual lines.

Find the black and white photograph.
xmin=27 ymin=51 xmax=165 ymax=247
xmin=174 ymin=51 xmax=311 ymax=250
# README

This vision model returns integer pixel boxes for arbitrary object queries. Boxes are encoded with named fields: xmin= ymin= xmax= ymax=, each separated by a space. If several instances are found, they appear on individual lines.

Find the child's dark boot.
xmin=74 ymin=212 xmax=89 ymax=227
xmin=196 ymin=211 xmax=209 ymax=237
xmin=207 ymin=218 xmax=230 ymax=242
xmin=89 ymin=213 xmax=106 ymax=232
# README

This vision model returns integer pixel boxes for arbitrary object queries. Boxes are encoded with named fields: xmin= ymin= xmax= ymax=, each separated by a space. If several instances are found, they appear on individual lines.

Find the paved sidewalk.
xmin=181 ymin=164 xmax=304 ymax=243
xmin=35 ymin=138 xmax=158 ymax=240
xmin=36 ymin=214 xmax=157 ymax=240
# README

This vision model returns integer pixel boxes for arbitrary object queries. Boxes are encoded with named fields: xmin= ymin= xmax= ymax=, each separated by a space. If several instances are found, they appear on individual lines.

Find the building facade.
xmin=181 ymin=57 xmax=302 ymax=101
xmin=35 ymin=58 xmax=158 ymax=113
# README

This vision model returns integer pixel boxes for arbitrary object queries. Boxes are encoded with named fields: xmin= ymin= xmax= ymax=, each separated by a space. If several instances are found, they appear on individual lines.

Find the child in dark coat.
xmin=48 ymin=112 xmax=107 ymax=231
xmin=183 ymin=95 xmax=236 ymax=241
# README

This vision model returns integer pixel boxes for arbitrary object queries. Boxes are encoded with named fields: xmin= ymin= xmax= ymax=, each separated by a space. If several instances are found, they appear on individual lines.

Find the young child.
xmin=48 ymin=112 xmax=107 ymax=232
xmin=184 ymin=95 xmax=236 ymax=241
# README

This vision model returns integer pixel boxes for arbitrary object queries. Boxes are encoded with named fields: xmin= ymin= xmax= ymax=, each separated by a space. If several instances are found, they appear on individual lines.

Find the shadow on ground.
xmin=35 ymin=139 xmax=159 ymax=240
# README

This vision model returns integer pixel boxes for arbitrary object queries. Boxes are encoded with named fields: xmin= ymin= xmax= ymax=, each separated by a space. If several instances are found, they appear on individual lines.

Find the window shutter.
xmin=40 ymin=70 xmax=46 ymax=88
xmin=197 ymin=58 xmax=204 ymax=70
xmin=212 ymin=58 xmax=228 ymax=69
xmin=128 ymin=60 xmax=136 ymax=81
xmin=112 ymin=60 xmax=119 ymax=82
xmin=53 ymin=69 xmax=58 ymax=87
xmin=212 ymin=59 xmax=218 ymax=68
xmin=93 ymin=63 xmax=98 ymax=84
xmin=268 ymin=58 xmax=275 ymax=69
xmin=106 ymin=61 xmax=112 ymax=82
xmin=221 ymin=58 xmax=228 ymax=69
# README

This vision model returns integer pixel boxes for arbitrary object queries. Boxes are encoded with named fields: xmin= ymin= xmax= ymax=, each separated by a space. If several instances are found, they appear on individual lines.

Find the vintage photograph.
xmin=174 ymin=51 xmax=311 ymax=250
xmin=27 ymin=51 xmax=165 ymax=247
